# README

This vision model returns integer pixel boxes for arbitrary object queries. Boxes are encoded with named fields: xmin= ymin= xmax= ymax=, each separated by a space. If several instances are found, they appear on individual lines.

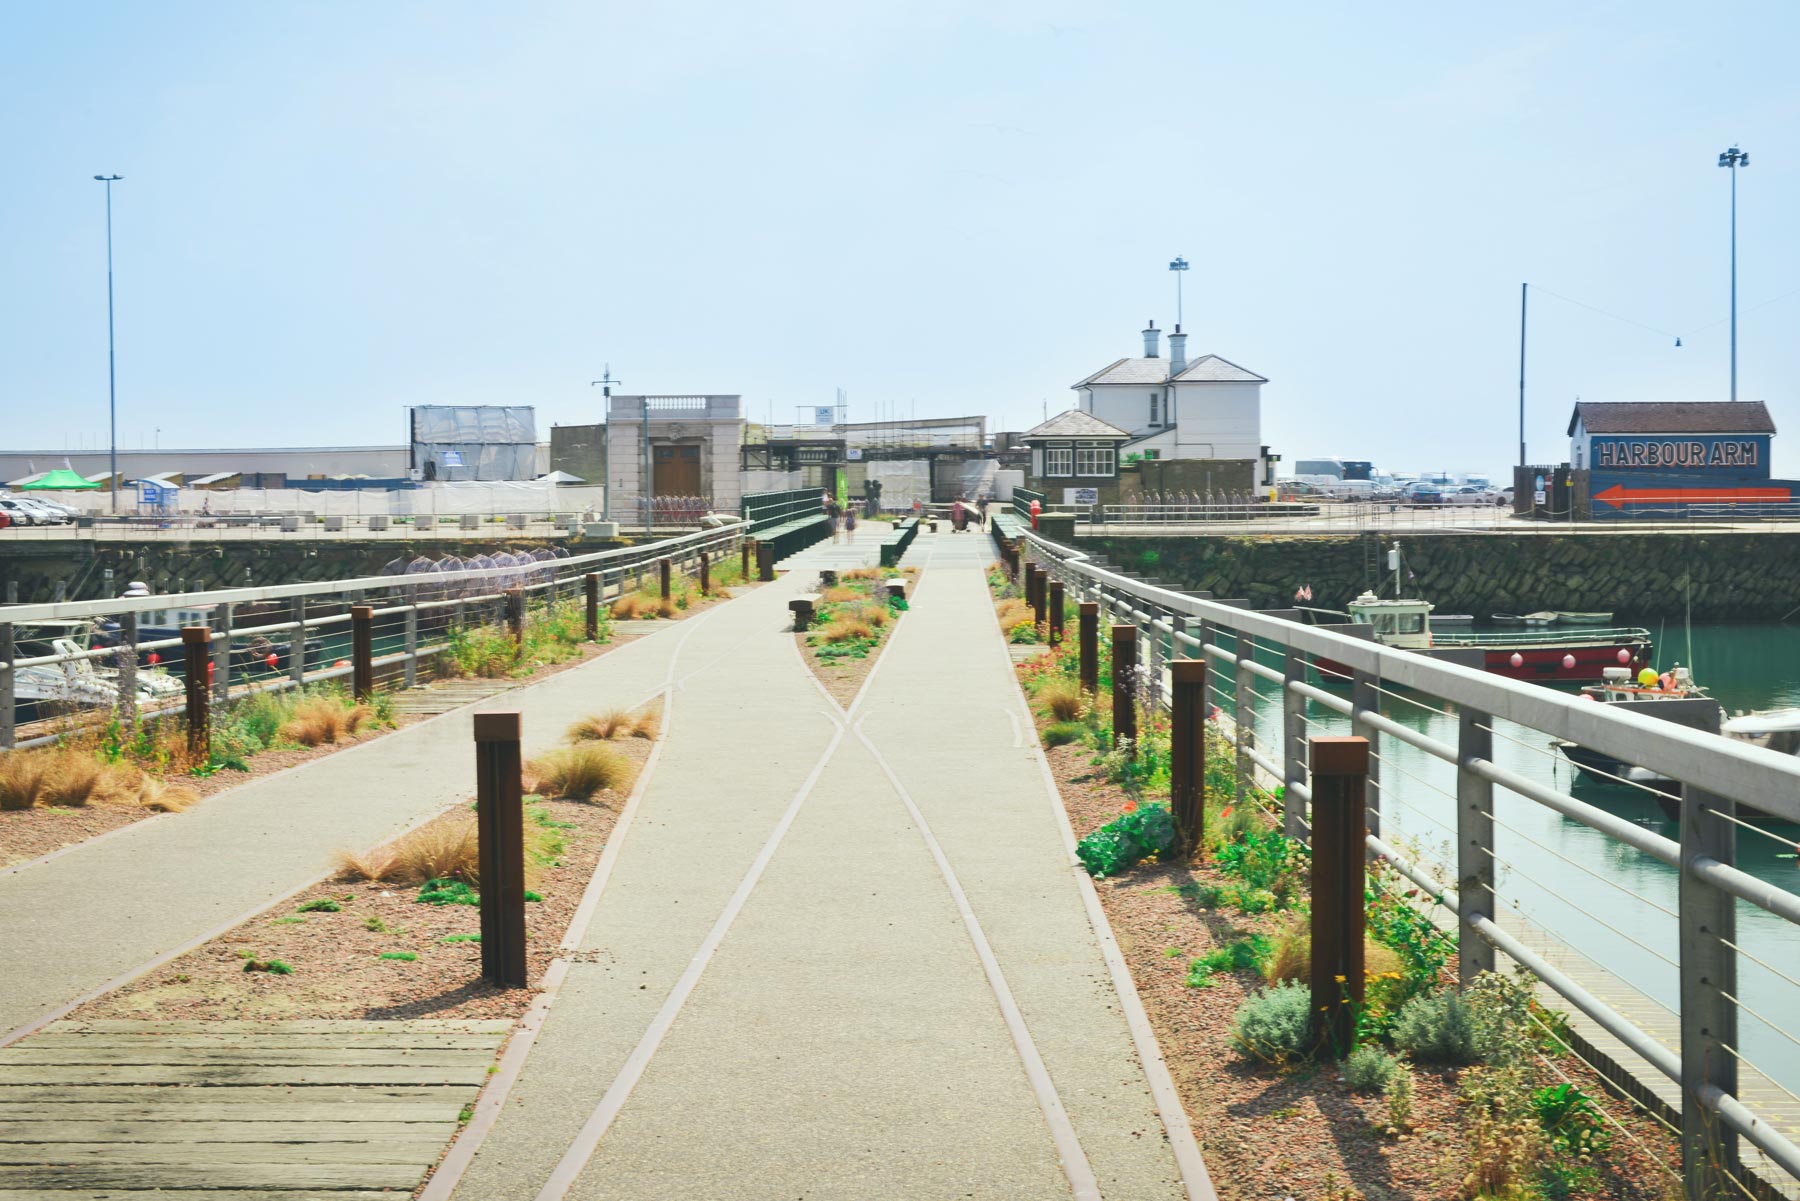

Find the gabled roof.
xmin=1073 ymin=353 xmax=1268 ymax=388
xmin=1072 ymin=357 xmax=1170 ymax=388
xmin=1569 ymin=401 xmax=1776 ymax=436
xmin=1021 ymin=410 xmax=1132 ymax=440
xmin=1173 ymin=354 xmax=1267 ymax=383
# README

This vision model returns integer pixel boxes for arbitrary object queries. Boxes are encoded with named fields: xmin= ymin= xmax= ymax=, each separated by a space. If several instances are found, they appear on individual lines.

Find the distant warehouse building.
xmin=1566 ymin=401 xmax=1795 ymax=518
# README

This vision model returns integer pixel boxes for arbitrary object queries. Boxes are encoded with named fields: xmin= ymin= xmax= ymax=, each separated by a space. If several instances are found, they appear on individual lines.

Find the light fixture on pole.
xmin=1168 ymin=256 xmax=1189 ymax=328
xmin=590 ymin=365 xmax=622 ymax=522
xmin=1717 ymin=145 xmax=1749 ymax=402
xmin=94 ymin=174 xmax=123 ymax=513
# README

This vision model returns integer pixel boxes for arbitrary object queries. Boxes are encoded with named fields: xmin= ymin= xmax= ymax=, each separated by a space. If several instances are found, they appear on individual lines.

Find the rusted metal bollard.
xmin=1310 ymin=735 xmax=1370 ymax=1057
xmin=699 ymin=554 xmax=711 ymax=595
xmin=659 ymin=557 xmax=672 ymax=601
xmin=350 ymin=605 xmax=374 ymax=702
xmin=1028 ymin=566 xmax=1046 ymax=629
xmin=742 ymin=538 xmax=753 ymax=580
xmin=1170 ymin=658 xmax=1207 ymax=855
xmin=181 ymin=626 xmax=211 ymax=763
xmin=757 ymin=541 xmax=775 ymax=582
xmin=1111 ymin=624 xmax=1138 ymax=750
xmin=584 ymin=572 xmax=600 ymax=641
xmin=1048 ymin=581 xmax=1065 ymax=645
xmin=1078 ymin=602 xmax=1099 ymax=694
xmin=474 ymin=711 xmax=528 ymax=988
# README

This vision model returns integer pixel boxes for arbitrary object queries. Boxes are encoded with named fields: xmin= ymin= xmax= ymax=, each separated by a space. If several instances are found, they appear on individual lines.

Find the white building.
xmin=1070 ymin=321 xmax=1268 ymax=481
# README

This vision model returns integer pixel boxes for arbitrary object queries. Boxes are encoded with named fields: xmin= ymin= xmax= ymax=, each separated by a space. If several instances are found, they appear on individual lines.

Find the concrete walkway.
xmin=441 ymin=527 xmax=1207 ymax=1200
xmin=0 ymin=596 xmax=733 ymax=1041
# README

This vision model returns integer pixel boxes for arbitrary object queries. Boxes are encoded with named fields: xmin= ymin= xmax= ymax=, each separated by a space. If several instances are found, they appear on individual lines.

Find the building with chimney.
xmin=1044 ymin=321 xmax=1271 ymax=500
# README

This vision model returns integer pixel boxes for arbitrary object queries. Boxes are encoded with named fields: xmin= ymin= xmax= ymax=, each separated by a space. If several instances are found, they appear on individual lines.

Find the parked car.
xmin=14 ymin=497 xmax=72 ymax=524
xmin=1443 ymin=485 xmax=1501 ymax=506
xmin=0 ymin=496 xmax=41 ymax=526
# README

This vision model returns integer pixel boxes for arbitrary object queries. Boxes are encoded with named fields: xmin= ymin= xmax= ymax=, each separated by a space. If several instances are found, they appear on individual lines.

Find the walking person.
xmin=826 ymin=495 xmax=843 ymax=543
xmin=844 ymin=506 xmax=858 ymax=543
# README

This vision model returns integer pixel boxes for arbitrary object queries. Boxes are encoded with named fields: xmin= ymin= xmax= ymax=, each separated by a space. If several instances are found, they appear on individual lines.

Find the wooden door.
xmin=653 ymin=445 xmax=702 ymax=496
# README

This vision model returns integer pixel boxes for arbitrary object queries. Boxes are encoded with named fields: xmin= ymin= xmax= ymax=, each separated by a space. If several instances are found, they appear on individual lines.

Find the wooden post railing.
xmin=474 ymin=711 xmax=528 ymax=988
xmin=1170 ymin=658 xmax=1207 ymax=855
xmin=351 ymin=605 xmax=375 ymax=701
xmin=181 ymin=626 xmax=211 ymax=763
xmin=1079 ymin=602 xmax=1099 ymax=695
xmin=1309 ymin=735 xmax=1369 ymax=1058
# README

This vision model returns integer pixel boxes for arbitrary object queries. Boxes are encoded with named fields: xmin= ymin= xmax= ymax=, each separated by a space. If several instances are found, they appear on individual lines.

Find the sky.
xmin=3 ymin=1 xmax=1798 ymax=477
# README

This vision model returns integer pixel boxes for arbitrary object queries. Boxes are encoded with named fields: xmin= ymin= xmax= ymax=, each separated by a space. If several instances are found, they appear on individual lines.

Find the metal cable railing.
xmin=1012 ymin=525 xmax=1800 ymax=1199
xmin=0 ymin=523 xmax=745 ymax=751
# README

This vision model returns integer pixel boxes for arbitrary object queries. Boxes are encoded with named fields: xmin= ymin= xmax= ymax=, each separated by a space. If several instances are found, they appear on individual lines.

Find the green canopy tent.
xmin=21 ymin=469 xmax=100 ymax=491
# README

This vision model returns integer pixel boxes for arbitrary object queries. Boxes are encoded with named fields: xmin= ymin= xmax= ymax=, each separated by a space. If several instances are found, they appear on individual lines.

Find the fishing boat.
xmin=1555 ymin=666 xmax=1720 ymax=786
xmin=11 ymin=623 xmax=184 ymax=723
xmin=1324 ymin=593 xmax=1652 ymax=682
xmin=1313 ymin=544 xmax=1652 ymax=683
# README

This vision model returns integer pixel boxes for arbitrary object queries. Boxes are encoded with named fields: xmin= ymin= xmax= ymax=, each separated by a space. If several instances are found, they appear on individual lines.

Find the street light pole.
xmin=1518 ymin=282 xmax=1528 ymax=468
xmin=1718 ymin=145 xmax=1749 ymax=402
xmin=589 ymin=365 xmax=622 ymax=522
xmin=94 ymin=174 xmax=123 ymax=513
xmin=1169 ymin=256 xmax=1189 ymax=328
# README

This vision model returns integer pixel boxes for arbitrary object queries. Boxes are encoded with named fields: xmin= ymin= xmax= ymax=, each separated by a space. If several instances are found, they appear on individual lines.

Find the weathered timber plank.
xmin=0 ymin=1119 xmax=460 ymax=1143
xmin=0 ymin=1163 xmax=424 ymax=1190
xmin=23 ymin=1032 xmax=501 ymax=1050
xmin=0 ymin=1102 xmax=457 ymax=1123
xmin=0 ymin=1140 xmax=446 ymax=1165
xmin=0 ymin=1192 xmax=404 ymax=1201
xmin=0 ymin=1083 xmax=463 ymax=1105
xmin=1 ymin=1047 xmax=492 ymax=1067
xmin=42 ymin=1019 xmax=512 ymax=1034
xmin=0 ymin=1064 xmax=489 ymax=1086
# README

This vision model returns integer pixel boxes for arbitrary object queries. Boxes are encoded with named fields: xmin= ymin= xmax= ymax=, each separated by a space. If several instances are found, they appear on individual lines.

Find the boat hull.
xmin=1314 ymin=637 xmax=1652 ymax=685
xmin=1475 ymin=640 xmax=1653 ymax=682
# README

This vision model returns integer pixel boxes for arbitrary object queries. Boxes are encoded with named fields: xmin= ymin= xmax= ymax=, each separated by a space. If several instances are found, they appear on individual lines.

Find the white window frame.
xmin=1044 ymin=444 xmax=1074 ymax=477
xmin=1149 ymin=391 xmax=1160 ymax=426
xmin=1075 ymin=444 xmax=1115 ymax=477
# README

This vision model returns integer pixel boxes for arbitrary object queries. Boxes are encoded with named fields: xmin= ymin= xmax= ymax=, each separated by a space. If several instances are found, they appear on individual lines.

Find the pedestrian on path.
xmin=826 ymin=496 xmax=843 ymax=543
xmin=844 ymin=507 xmax=857 ymax=542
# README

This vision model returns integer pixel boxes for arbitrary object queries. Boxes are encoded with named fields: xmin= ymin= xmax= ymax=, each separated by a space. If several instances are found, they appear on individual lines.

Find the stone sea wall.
xmin=1073 ymin=531 xmax=1800 ymax=621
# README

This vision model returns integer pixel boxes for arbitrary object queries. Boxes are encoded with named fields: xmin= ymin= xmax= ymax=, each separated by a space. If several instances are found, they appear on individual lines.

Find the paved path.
xmin=0 ymin=600 xmax=729 ymax=1041
xmin=440 ymin=527 xmax=1207 ymax=1200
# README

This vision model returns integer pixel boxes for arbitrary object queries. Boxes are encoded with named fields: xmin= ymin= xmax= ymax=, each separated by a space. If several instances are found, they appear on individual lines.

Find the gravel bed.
xmin=72 ymin=728 xmax=654 ymax=1024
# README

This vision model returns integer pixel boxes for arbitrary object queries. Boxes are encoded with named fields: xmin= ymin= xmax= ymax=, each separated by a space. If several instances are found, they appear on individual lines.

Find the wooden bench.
xmin=790 ymin=594 xmax=821 ymax=631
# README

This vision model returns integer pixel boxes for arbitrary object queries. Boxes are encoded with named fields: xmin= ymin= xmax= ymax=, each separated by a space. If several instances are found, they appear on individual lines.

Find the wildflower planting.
xmin=797 ymin=565 xmax=915 ymax=705
xmin=983 ymin=557 xmax=1678 ymax=1200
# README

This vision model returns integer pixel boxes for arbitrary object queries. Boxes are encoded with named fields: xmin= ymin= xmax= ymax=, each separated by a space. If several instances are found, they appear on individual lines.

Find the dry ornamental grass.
xmin=0 ymin=748 xmax=199 ymax=813
xmin=276 ymin=697 xmax=370 ymax=747
xmin=565 ymin=707 xmax=659 ymax=743
xmin=335 ymin=815 xmax=480 ymax=885
xmin=527 ymin=743 xmax=630 ymax=801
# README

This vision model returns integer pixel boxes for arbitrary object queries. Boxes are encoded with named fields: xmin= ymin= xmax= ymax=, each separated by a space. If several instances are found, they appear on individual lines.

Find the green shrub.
xmin=296 ymin=898 xmax=341 ymax=914
xmin=418 ymin=878 xmax=479 ymax=906
xmin=1185 ymin=935 xmax=1270 ymax=987
xmin=1042 ymin=721 xmax=1084 ymax=748
xmin=1532 ymin=1082 xmax=1611 ymax=1156
xmin=1343 ymin=1044 xmax=1400 ymax=1093
xmin=379 ymin=951 xmax=418 ymax=962
xmin=1075 ymin=803 xmax=1177 ymax=877
xmin=1385 ymin=1063 xmax=1415 ymax=1131
xmin=1391 ymin=990 xmax=1481 ymax=1064
xmin=1230 ymin=981 xmax=1316 ymax=1063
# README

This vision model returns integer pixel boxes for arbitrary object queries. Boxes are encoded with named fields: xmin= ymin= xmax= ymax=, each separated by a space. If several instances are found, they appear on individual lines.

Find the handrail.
xmin=1011 ymin=525 xmax=1800 ymax=1196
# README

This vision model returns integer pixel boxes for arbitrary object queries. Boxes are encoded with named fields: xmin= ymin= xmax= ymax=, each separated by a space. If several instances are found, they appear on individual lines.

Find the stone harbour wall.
xmin=1072 ymin=531 xmax=1800 ymax=621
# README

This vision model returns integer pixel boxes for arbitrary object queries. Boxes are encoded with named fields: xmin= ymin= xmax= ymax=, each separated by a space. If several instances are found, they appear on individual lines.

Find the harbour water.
xmin=1223 ymin=622 xmax=1800 ymax=1100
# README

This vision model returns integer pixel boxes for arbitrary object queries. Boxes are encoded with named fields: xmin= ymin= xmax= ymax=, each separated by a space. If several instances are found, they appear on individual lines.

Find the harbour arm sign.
xmin=1589 ymin=436 xmax=1768 ymax=472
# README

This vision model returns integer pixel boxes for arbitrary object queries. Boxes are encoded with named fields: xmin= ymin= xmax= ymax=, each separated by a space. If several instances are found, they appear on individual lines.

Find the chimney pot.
xmin=1142 ymin=320 xmax=1161 ymax=359
xmin=1168 ymin=325 xmax=1188 ymax=376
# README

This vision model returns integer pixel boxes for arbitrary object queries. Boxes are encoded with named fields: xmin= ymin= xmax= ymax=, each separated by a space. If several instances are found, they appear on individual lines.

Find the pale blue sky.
xmin=4 ymin=2 xmax=1797 ymax=475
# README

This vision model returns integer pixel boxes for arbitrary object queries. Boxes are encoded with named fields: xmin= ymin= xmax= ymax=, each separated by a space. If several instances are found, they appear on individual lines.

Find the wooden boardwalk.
xmin=0 ymin=1019 xmax=508 ymax=1197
